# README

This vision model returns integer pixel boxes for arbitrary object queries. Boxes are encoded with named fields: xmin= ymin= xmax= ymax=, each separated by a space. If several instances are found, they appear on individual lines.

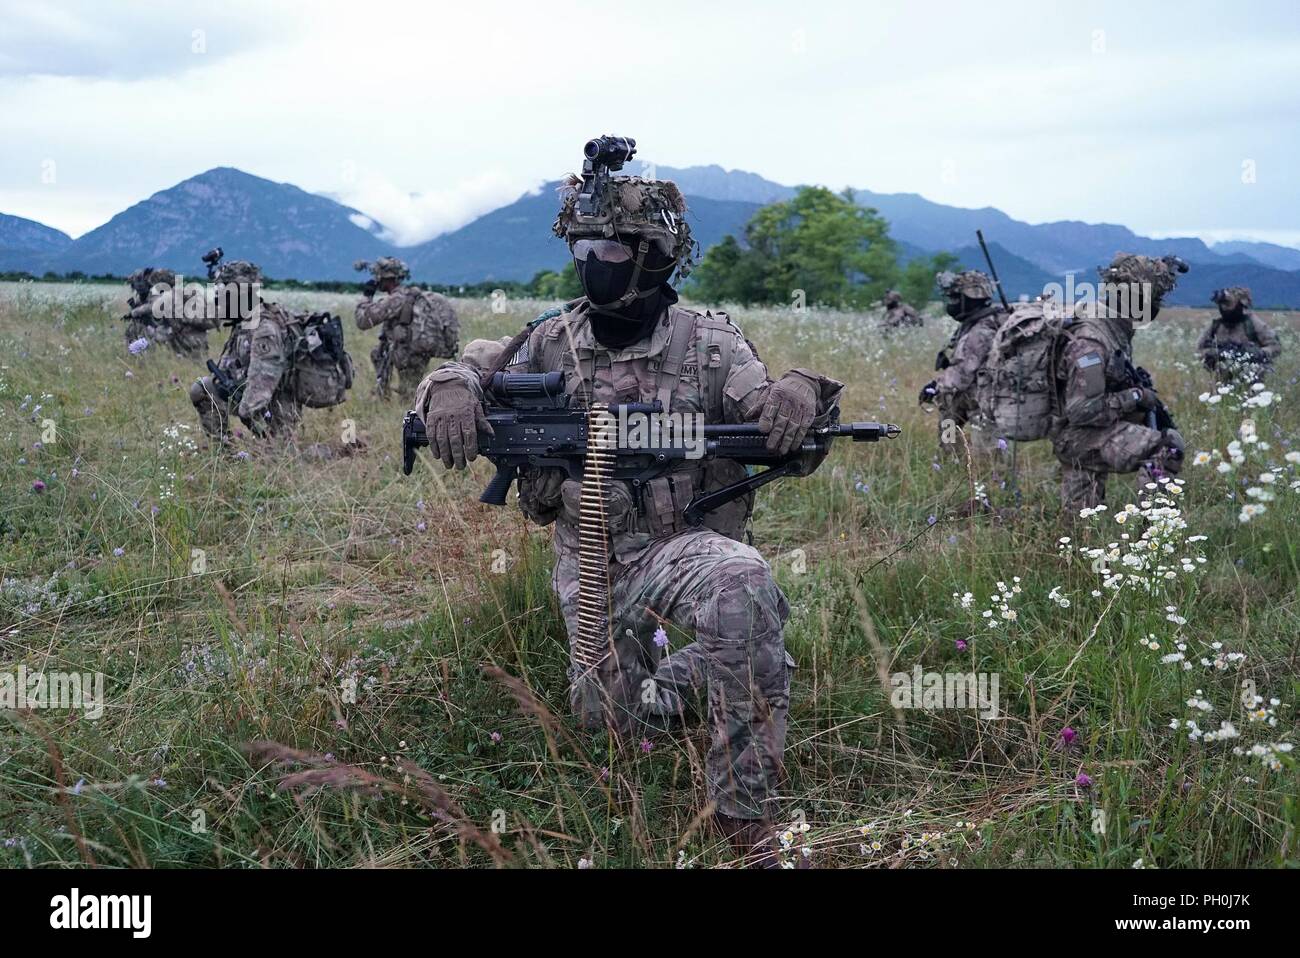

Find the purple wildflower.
xmin=31 ymin=480 xmax=46 ymax=493
xmin=1075 ymin=771 xmax=1092 ymax=788
xmin=653 ymin=626 xmax=669 ymax=649
xmin=128 ymin=337 xmax=150 ymax=355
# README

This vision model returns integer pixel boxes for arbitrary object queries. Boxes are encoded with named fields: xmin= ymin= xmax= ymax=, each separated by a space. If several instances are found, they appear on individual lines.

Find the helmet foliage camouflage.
xmin=553 ymin=174 xmax=695 ymax=276
xmin=936 ymin=269 xmax=994 ymax=301
xmin=146 ymin=267 xmax=176 ymax=288
xmin=1212 ymin=286 xmax=1252 ymax=310
xmin=884 ymin=289 xmax=902 ymax=306
xmin=368 ymin=257 xmax=410 ymax=282
xmin=215 ymin=260 xmax=263 ymax=286
xmin=1097 ymin=253 xmax=1186 ymax=301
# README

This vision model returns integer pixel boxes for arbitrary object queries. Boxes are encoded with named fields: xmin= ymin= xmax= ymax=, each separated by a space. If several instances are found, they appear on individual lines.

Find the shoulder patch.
xmin=1076 ymin=353 xmax=1103 ymax=369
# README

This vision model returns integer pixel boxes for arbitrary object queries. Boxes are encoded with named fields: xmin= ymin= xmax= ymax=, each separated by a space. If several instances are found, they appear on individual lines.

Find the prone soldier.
xmin=879 ymin=289 xmax=923 ymax=331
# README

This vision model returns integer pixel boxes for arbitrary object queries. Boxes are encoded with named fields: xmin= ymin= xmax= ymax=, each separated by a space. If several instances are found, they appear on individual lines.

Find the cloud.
xmin=0 ymin=0 xmax=287 ymax=79
xmin=332 ymin=172 xmax=546 ymax=247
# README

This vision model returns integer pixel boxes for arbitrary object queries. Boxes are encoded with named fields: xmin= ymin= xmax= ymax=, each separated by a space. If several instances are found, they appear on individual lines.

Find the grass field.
xmin=1 ymin=280 xmax=1297 ymax=869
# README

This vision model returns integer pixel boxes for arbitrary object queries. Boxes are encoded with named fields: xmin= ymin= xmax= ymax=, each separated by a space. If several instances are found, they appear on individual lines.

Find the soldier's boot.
xmin=1061 ymin=466 xmax=1106 ymax=514
xmin=714 ymin=813 xmax=780 ymax=868
xmin=190 ymin=377 xmax=230 ymax=441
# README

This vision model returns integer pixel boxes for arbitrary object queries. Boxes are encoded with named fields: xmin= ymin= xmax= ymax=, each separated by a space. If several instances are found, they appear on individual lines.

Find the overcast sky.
xmin=1 ymin=0 xmax=1297 ymax=248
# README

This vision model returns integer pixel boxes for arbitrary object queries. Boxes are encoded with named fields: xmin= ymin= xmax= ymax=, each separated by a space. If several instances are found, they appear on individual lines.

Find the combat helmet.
xmin=1098 ymin=253 xmax=1188 ymax=302
xmin=214 ymin=260 xmax=263 ymax=286
xmin=552 ymin=135 xmax=695 ymax=280
xmin=936 ymin=269 xmax=994 ymax=302
xmin=367 ymin=257 xmax=410 ymax=283
xmin=1211 ymin=286 xmax=1252 ymax=311
xmin=146 ymin=267 xmax=177 ymax=289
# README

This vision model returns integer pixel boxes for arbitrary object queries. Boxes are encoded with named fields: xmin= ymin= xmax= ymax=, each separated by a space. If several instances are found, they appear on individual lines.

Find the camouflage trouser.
xmin=553 ymin=530 xmax=792 ymax=820
xmin=936 ymin=397 xmax=1001 ymax=460
xmin=189 ymin=376 xmax=301 ymax=440
xmin=168 ymin=327 xmax=210 ymax=361
xmin=1052 ymin=420 xmax=1170 ymax=511
xmin=371 ymin=344 xmax=430 ymax=404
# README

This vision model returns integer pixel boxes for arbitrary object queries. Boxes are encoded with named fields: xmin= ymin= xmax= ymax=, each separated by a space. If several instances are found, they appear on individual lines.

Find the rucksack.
xmin=292 ymin=311 xmax=355 ymax=408
xmin=977 ymin=300 xmax=1071 ymax=441
xmin=406 ymin=290 xmax=460 ymax=359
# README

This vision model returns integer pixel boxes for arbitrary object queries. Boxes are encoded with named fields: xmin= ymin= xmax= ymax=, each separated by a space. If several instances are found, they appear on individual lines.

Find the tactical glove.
xmin=759 ymin=370 xmax=820 ymax=456
xmin=1203 ymin=353 xmax=1217 ymax=370
xmin=419 ymin=381 xmax=493 ymax=470
xmin=918 ymin=380 xmax=938 ymax=405
xmin=361 ymin=279 xmax=378 ymax=298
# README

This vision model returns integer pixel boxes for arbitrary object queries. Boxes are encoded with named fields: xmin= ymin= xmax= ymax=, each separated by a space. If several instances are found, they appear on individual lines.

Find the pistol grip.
xmin=479 ymin=463 xmax=518 ymax=506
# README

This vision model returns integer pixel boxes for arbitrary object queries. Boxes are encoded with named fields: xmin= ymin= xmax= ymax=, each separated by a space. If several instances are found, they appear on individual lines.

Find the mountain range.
xmin=3 ymin=164 xmax=1299 ymax=306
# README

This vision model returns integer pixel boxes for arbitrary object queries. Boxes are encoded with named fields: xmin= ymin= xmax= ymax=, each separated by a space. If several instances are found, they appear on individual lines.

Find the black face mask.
xmin=946 ymin=295 xmax=989 ymax=320
xmin=1219 ymin=305 xmax=1246 ymax=323
xmin=574 ymin=241 xmax=676 ymax=348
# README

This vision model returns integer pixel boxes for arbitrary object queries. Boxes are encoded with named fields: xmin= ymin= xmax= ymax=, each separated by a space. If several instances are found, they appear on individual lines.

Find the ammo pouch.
xmin=641 ymin=471 xmax=697 ymax=538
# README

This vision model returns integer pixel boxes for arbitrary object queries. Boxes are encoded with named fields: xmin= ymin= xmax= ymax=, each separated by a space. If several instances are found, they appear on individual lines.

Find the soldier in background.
xmin=189 ymin=260 xmax=302 ymax=440
xmin=123 ymin=267 xmax=174 ymax=348
xmin=879 ymin=289 xmax=923 ymax=331
xmin=1050 ymin=253 xmax=1186 ymax=511
xmin=413 ymin=151 xmax=844 ymax=864
xmin=355 ymin=257 xmax=459 ymax=403
xmin=918 ymin=270 xmax=1005 ymax=457
xmin=123 ymin=266 xmax=218 ymax=360
xmin=1198 ymin=286 xmax=1281 ymax=381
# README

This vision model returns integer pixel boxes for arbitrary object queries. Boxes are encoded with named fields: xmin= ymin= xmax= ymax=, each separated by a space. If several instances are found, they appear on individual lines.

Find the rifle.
xmin=206 ymin=359 xmax=242 ymax=404
xmin=976 ymin=229 xmax=1011 ymax=312
xmin=1126 ymin=359 xmax=1178 ymax=437
xmin=402 ymin=372 xmax=901 ymax=527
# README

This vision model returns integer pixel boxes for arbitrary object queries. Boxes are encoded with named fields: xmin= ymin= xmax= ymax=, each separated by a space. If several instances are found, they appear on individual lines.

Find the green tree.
xmin=897 ymin=251 xmax=960 ymax=309
xmin=687 ymin=186 xmax=906 ymax=308
xmin=529 ymin=262 xmax=583 ymax=301
xmin=684 ymin=234 xmax=767 ymax=305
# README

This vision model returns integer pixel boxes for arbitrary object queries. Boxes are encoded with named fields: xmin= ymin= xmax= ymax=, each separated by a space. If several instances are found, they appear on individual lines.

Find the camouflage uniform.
xmin=930 ymin=271 xmax=1005 ymax=456
xmin=124 ymin=268 xmax=217 ymax=360
xmin=1050 ymin=254 xmax=1185 ymax=510
xmin=355 ymin=257 xmax=459 ymax=402
xmin=1197 ymin=287 xmax=1281 ymax=382
xmin=416 ymin=173 xmax=842 ymax=821
xmin=189 ymin=261 xmax=302 ymax=439
xmin=879 ymin=290 xmax=923 ymax=331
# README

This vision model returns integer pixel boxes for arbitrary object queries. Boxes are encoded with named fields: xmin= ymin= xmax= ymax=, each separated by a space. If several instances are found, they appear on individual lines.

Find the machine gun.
xmin=402 ymin=371 xmax=900 ymax=527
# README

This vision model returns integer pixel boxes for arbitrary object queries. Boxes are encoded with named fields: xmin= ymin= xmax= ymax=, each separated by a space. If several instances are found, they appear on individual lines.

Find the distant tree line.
xmin=685 ymin=186 xmax=957 ymax=309
xmin=4 ymin=191 xmax=956 ymax=310
xmin=0 ymin=268 xmax=581 ymax=300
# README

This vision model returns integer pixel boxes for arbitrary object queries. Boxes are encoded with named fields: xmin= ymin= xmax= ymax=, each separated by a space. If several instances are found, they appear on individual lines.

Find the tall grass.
xmin=0 ymin=281 xmax=1296 ymax=868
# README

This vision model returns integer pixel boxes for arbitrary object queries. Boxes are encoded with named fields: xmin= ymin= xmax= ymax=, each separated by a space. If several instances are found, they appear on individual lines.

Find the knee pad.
xmin=189 ymin=377 xmax=211 ymax=407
